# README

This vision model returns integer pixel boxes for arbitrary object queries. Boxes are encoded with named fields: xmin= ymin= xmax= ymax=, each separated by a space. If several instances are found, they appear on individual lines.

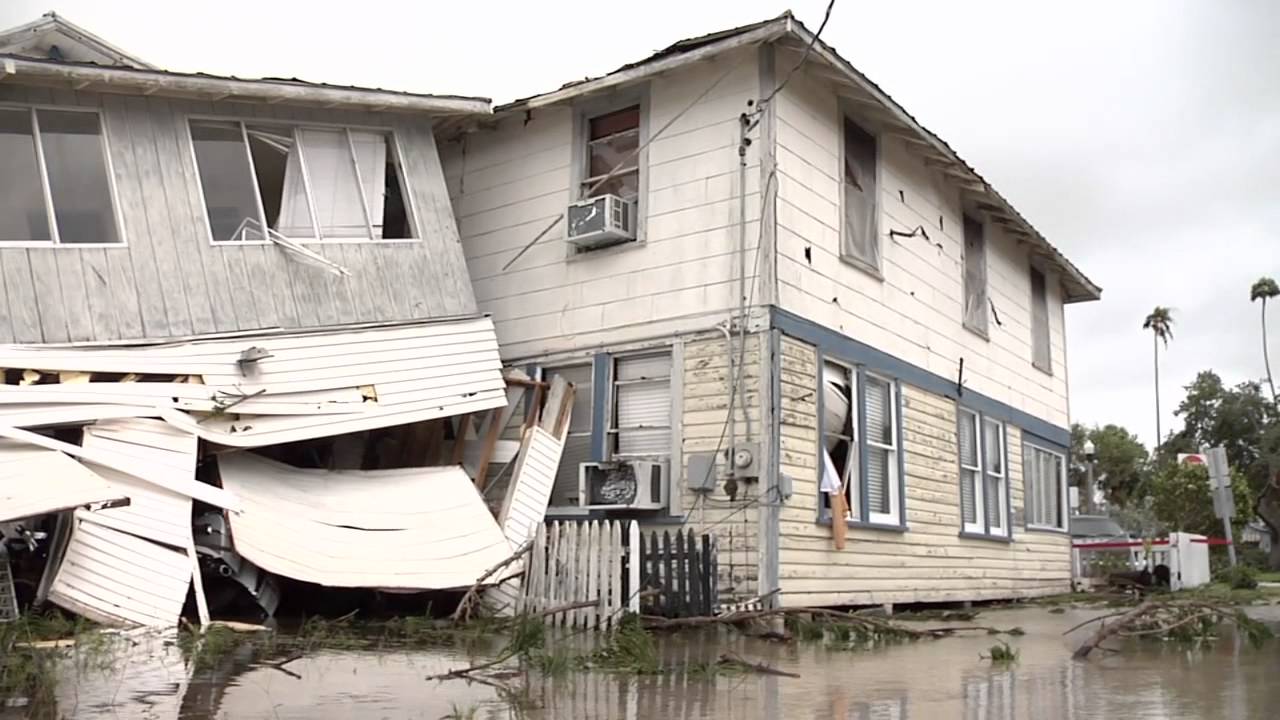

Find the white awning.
xmin=217 ymin=453 xmax=513 ymax=590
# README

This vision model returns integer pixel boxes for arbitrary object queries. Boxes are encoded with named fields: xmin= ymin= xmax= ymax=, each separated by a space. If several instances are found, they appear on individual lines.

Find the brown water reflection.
xmin=14 ymin=606 xmax=1280 ymax=719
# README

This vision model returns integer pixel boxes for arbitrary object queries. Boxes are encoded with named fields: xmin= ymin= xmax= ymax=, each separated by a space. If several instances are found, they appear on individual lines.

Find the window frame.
xmin=0 ymin=103 xmax=126 ymax=248
xmin=957 ymin=408 xmax=1010 ymax=540
xmin=962 ymin=213 xmax=989 ymax=338
xmin=816 ymin=359 xmax=905 ymax=530
xmin=1024 ymin=442 xmax=1068 ymax=532
xmin=607 ymin=351 xmax=673 ymax=460
xmin=184 ymin=114 xmax=420 ymax=247
xmin=820 ymin=359 xmax=860 ymax=521
xmin=567 ymin=88 xmax=650 ymax=257
xmin=836 ymin=110 xmax=882 ymax=278
xmin=1030 ymin=264 xmax=1053 ymax=374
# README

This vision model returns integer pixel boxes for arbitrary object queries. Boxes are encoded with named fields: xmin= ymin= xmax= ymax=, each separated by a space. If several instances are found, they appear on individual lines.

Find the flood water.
xmin=16 ymin=606 xmax=1280 ymax=719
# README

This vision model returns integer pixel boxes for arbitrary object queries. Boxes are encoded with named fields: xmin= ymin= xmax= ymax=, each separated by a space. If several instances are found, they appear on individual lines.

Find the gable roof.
xmin=0 ymin=12 xmax=154 ymax=69
xmin=492 ymin=12 xmax=1101 ymax=303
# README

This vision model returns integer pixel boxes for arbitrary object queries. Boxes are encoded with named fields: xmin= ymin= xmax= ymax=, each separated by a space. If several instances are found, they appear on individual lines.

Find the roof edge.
xmin=0 ymin=54 xmax=492 ymax=115
xmin=0 ymin=12 xmax=156 ymax=70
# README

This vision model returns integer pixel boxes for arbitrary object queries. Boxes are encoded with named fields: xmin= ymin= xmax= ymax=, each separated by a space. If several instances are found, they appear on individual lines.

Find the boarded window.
xmin=1031 ymin=266 xmax=1052 ymax=372
xmin=0 ymin=107 xmax=119 ymax=245
xmin=1025 ymin=444 xmax=1066 ymax=530
xmin=582 ymin=105 xmax=640 ymax=201
xmin=190 ymin=120 xmax=413 ymax=242
xmin=821 ymin=361 xmax=858 ymax=519
xmin=546 ymin=364 xmax=594 ymax=508
xmin=611 ymin=353 xmax=671 ymax=457
xmin=841 ymin=117 xmax=879 ymax=270
xmin=963 ymin=215 xmax=988 ymax=335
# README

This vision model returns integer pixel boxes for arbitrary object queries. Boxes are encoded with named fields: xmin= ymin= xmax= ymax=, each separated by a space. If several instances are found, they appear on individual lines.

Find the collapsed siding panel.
xmin=0 ymin=441 xmax=123 ymax=522
xmin=776 ymin=333 xmax=1071 ymax=607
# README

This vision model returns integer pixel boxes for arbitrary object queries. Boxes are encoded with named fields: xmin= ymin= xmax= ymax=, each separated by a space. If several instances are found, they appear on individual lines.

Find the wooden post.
xmin=473 ymin=408 xmax=504 ymax=490
xmin=699 ymin=534 xmax=713 ymax=615
xmin=450 ymin=414 xmax=472 ymax=465
xmin=675 ymin=530 xmax=688 ymax=618
xmin=627 ymin=521 xmax=641 ymax=615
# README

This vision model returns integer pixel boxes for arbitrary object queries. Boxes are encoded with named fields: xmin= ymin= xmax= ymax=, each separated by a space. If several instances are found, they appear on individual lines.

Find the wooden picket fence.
xmin=637 ymin=529 xmax=717 ymax=618
xmin=520 ymin=519 xmax=639 ymax=630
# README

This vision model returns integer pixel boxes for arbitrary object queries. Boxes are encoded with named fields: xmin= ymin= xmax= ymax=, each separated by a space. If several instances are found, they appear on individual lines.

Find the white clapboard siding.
xmin=0 ymin=404 xmax=154 ymax=428
xmin=48 ymin=515 xmax=192 ymax=627
xmin=78 ymin=419 xmax=198 ymax=549
xmin=519 ymin=520 xmax=640 ymax=631
xmin=0 ymin=441 xmax=123 ymax=522
xmin=217 ymin=453 xmax=513 ymax=589
xmin=0 ymin=316 xmax=507 ymax=447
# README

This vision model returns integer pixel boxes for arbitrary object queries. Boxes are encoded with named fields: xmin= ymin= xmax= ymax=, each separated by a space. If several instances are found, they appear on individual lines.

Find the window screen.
xmin=841 ymin=117 xmax=878 ymax=269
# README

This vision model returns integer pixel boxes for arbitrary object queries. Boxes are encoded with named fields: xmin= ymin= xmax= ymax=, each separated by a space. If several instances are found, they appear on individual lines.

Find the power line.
xmin=758 ymin=0 xmax=837 ymax=109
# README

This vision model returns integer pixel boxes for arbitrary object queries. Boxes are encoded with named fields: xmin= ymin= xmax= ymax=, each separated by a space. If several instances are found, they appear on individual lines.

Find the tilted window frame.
xmin=184 ymin=115 xmax=420 ymax=247
xmin=0 ymin=103 xmax=126 ymax=248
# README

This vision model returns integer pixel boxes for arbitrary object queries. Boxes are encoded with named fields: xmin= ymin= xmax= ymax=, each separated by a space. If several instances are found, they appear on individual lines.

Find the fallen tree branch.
xmin=452 ymin=538 xmax=533 ymax=623
xmin=714 ymin=652 xmax=801 ymax=678
xmin=1073 ymin=601 xmax=1156 ymax=659
xmin=1062 ymin=610 xmax=1131 ymax=636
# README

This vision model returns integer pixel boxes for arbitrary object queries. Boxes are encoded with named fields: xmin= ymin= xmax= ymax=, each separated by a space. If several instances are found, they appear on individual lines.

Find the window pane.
xmin=588 ymin=128 xmax=639 ymax=178
xmin=583 ymin=170 xmax=639 ymax=202
xmin=964 ymin=215 xmax=987 ymax=332
xmin=985 ymin=473 xmax=1004 ymax=529
xmin=1031 ymin=267 xmax=1052 ymax=370
xmin=867 ymin=447 xmax=890 ymax=514
xmin=958 ymin=412 xmax=978 ymax=467
xmin=842 ymin=117 xmax=877 ymax=266
xmin=190 ymin=120 xmax=264 ymax=242
xmin=864 ymin=376 xmax=892 ymax=446
xmin=37 ymin=110 xmax=118 ymax=244
xmin=350 ymin=131 xmax=412 ymax=239
xmin=589 ymin=106 xmax=639 ymax=140
xmin=983 ymin=420 xmax=1002 ymax=475
xmin=0 ymin=109 xmax=51 ymax=243
xmin=961 ymin=469 xmax=978 ymax=524
xmin=299 ymin=128 xmax=367 ymax=238
xmin=246 ymin=124 xmax=314 ymax=238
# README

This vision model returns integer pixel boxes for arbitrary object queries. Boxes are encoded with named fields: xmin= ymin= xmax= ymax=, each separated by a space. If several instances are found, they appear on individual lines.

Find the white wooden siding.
xmin=48 ymin=514 xmax=192 ymax=627
xmin=0 ymin=441 xmax=122 ymax=522
xmin=442 ymin=48 xmax=768 ymax=359
xmin=774 ymin=63 xmax=1070 ymax=426
xmin=776 ymin=334 xmax=1071 ymax=607
xmin=0 ymin=84 xmax=476 ymax=345
xmin=216 ymin=453 xmax=513 ymax=590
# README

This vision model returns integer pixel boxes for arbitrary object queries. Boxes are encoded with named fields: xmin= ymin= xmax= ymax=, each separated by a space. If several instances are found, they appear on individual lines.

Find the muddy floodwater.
xmin=15 ymin=606 xmax=1280 ymax=719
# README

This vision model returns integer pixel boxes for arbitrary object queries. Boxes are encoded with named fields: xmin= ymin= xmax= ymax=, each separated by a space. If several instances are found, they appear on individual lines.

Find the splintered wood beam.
xmin=473 ymin=408 xmax=504 ymax=490
xmin=450 ymin=414 xmax=472 ymax=465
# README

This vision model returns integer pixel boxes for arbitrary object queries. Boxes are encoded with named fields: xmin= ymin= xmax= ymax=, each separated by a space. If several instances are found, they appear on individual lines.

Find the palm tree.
xmin=1143 ymin=307 xmax=1174 ymax=445
xmin=1252 ymin=277 xmax=1279 ymax=403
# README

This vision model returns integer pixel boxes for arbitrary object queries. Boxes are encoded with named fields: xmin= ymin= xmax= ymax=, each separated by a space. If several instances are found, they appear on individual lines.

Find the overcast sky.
xmin=3 ymin=0 xmax=1276 ymax=448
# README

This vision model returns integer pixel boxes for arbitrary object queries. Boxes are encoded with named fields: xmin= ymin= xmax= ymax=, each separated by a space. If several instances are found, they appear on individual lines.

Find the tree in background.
xmin=1251 ymin=276 xmax=1278 ymax=403
xmin=1158 ymin=371 xmax=1280 ymax=566
xmin=1070 ymin=423 xmax=1149 ymax=508
xmin=1143 ymin=307 xmax=1175 ymax=444
xmin=1147 ymin=462 xmax=1253 ymax=539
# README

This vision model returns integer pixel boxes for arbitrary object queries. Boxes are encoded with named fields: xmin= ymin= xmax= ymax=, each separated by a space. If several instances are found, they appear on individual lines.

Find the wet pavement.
xmin=12 ymin=605 xmax=1280 ymax=719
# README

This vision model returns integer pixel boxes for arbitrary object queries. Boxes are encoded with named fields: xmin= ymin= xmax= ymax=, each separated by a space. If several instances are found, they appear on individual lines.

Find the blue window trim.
xmin=590 ymin=353 xmax=610 ymax=461
xmin=814 ymin=353 xmax=908 ymax=531
xmin=772 ymin=307 xmax=1070 ymax=447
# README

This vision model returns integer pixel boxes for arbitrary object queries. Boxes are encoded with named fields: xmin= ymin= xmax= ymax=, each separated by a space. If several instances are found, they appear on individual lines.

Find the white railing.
xmin=520 ymin=519 xmax=640 ymax=631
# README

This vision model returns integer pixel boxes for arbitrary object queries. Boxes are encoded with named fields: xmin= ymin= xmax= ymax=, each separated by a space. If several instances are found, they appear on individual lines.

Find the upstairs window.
xmin=963 ymin=214 xmax=988 ymax=336
xmin=841 ymin=117 xmax=879 ymax=272
xmin=1030 ymin=266 xmax=1053 ymax=372
xmin=0 ymin=107 xmax=120 ymax=245
xmin=189 ymin=120 xmax=413 ymax=243
xmin=1025 ymin=444 xmax=1067 ymax=531
xmin=610 ymin=353 xmax=671 ymax=458
xmin=582 ymin=105 xmax=640 ymax=202
xmin=959 ymin=408 xmax=1008 ymax=538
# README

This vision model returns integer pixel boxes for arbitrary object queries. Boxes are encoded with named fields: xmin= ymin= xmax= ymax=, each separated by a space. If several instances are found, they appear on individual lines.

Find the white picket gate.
xmin=520 ymin=519 xmax=640 ymax=630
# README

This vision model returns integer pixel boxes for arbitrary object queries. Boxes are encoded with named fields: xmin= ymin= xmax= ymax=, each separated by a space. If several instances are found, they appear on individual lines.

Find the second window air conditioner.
xmin=578 ymin=460 xmax=668 ymax=510
xmin=566 ymin=193 xmax=636 ymax=250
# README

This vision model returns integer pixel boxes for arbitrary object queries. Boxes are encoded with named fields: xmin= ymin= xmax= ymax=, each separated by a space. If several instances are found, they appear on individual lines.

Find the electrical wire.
xmin=758 ymin=0 xmax=837 ymax=109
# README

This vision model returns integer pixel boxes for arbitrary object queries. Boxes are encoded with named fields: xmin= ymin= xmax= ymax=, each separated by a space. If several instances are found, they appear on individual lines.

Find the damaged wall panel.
xmin=0 ymin=441 xmax=124 ymax=522
xmin=217 ymin=454 xmax=513 ymax=590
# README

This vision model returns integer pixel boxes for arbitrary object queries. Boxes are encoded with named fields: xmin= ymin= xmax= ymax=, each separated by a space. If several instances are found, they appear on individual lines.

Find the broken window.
xmin=546 ymin=363 xmax=594 ymax=508
xmin=1025 ymin=443 xmax=1066 ymax=530
xmin=582 ymin=105 xmax=640 ymax=201
xmin=963 ymin=214 xmax=988 ymax=336
xmin=189 ymin=119 xmax=414 ymax=243
xmin=821 ymin=360 xmax=858 ymax=520
xmin=1030 ymin=266 xmax=1052 ymax=372
xmin=841 ymin=117 xmax=879 ymax=271
xmin=0 ymin=107 xmax=119 ymax=245
xmin=610 ymin=353 xmax=671 ymax=458
xmin=959 ymin=409 xmax=1007 ymax=538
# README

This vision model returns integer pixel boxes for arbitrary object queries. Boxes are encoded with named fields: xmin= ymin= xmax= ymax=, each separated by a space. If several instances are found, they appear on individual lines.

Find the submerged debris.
xmin=1070 ymin=600 xmax=1274 ymax=659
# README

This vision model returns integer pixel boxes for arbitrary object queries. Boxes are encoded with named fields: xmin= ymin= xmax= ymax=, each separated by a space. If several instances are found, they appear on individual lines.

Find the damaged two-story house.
xmin=0 ymin=14 xmax=532 ymax=626
xmin=440 ymin=12 xmax=1101 ymax=609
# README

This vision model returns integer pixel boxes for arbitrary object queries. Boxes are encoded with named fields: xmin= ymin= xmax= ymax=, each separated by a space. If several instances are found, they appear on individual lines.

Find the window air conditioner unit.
xmin=566 ymin=194 xmax=636 ymax=250
xmin=579 ymin=460 xmax=668 ymax=510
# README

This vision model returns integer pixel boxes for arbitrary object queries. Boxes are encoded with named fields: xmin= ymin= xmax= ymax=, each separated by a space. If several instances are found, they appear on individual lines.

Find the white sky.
xmin=3 ymin=0 xmax=1277 ymax=448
